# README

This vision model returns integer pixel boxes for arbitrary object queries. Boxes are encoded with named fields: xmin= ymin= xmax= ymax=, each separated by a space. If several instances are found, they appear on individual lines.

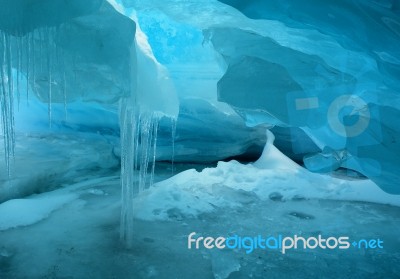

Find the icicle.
xmin=138 ymin=113 xmax=153 ymax=192
xmin=63 ymin=71 xmax=67 ymax=120
xmin=25 ymin=32 xmax=30 ymax=103
xmin=58 ymin=37 xmax=68 ymax=121
xmin=39 ymin=29 xmax=43 ymax=73
xmin=0 ymin=27 xmax=62 ymax=176
xmin=0 ymin=32 xmax=15 ymax=176
xmin=149 ymin=117 xmax=158 ymax=188
xmin=6 ymin=35 xmax=14 ymax=114
xmin=119 ymin=102 xmax=137 ymax=247
xmin=171 ymin=118 xmax=177 ymax=174
xmin=119 ymin=98 xmax=162 ymax=248
xmin=6 ymin=33 xmax=15 ymax=162
xmin=73 ymin=55 xmax=77 ymax=81
xmin=46 ymin=28 xmax=52 ymax=128
xmin=16 ymin=34 xmax=21 ymax=108
xmin=31 ymin=30 xmax=36 ymax=93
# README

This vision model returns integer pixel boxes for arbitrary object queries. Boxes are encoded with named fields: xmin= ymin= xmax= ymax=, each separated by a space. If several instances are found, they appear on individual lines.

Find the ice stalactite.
xmin=149 ymin=120 xmax=158 ymax=188
xmin=33 ymin=27 xmax=59 ymax=126
xmin=45 ymin=28 xmax=53 ymax=128
xmin=16 ymin=32 xmax=22 ymax=108
xmin=119 ymin=98 xmax=161 ymax=247
xmin=171 ymin=118 xmax=177 ymax=174
xmin=119 ymin=101 xmax=136 ymax=247
xmin=25 ymin=32 xmax=30 ymax=103
xmin=0 ymin=27 xmax=65 ymax=176
xmin=62 ymin=56 xmax=68 ymax=121
xmin=0 ymin=32 xmax=15 ymax=176
xmin=118 ymin=13 xmax=180 ymax=247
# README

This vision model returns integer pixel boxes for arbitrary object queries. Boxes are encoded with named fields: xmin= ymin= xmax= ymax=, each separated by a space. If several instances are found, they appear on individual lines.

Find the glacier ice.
xmin=205 ymin=12 xmax=400 ymax=193
xmin=0 ymin=0 xmax=136 ymax=180
xmin=152 ymin=98 xmax=266 ymax=163
xmin=118 ymin=0 xmax=400 ymax=195
xmin=0 ymin=0 xmax=399 ymax=273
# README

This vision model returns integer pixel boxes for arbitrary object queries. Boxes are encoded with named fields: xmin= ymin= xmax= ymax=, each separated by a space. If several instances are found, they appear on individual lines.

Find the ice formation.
xmin=0 ymin=32 xmax=16 ymax=176
xmin=0 ymin=1 xmax=400 ymax=278
xmin=0 ymin=0 xmax=400 ymax=252
xmin=0 ymin=0 xmax=135 ymax=178
xmin=133 ymin=0 xmax=400 ymax=193
xmin=113 ymin=0 xmax=400 ymax=196
xmin=117 ymin=10 xmax=180 ymax=245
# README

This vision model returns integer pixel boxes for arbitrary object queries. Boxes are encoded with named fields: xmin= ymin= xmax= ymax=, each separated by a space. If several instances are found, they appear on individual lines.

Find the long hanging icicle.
xmin=16 ymin=32 xmax=22 ymax=108
xmin=171 ymin=118 xmax=177 ymax=174
xmin=45 ymin=27 xmax=53 ymax=127
xmin=120 ymin=102 xmax=138 ymax=247
xmin=0 ymin=32 xmax=16 ymax=176
xmin=57 ymin=36 xmax=68 ymax=121
xmin=118 ymin=16 xmax=180 ymax=248
xmin=119 ymin=97 xmax=161 ymax=247
xmin=25 ymin=32 xmax=30 ymax=103
xmin=0 ymin=26 xmax=62 ymax=177
xmin=31 ymin=30 xmax=35 ymax=95
xmin=138 ymin=113 xmax=154 ymax=193
xmin=149 ymin=118 xmax=159 ymax=188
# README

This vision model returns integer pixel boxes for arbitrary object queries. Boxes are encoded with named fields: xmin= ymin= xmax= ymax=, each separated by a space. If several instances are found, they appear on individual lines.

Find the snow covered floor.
xmin=0 ymin=132 xmax=120 ymax=203
xmin=133 ymin=132 xmax=400 ymax=222
xmin=0 ymin=157 xmax=399 ymax=278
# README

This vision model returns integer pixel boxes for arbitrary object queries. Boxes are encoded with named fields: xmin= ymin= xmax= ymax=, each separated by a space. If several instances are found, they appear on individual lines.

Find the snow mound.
xmin=0 ymin=176 xmax=116 ymax=231
xmin=133 ymin=131 xmax=400 ymax=221
xmin=0 ymin=194 xmax=76 ymax=231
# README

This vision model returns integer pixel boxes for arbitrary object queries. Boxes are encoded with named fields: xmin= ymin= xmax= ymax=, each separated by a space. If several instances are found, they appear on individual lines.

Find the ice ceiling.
xmin=0 ymin=0 xmax=399 ymax=245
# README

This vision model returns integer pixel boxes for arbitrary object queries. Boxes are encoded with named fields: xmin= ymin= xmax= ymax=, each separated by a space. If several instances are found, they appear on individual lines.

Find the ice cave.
xmin=0 ymin=0 xmax=400 ymax=278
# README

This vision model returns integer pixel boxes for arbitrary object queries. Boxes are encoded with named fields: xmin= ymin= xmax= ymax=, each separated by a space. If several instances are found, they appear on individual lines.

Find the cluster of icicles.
xmin=0 ymin=28 xmax=66 ymax=176
xmin=0 ymin=31 xmax=15 ymax=177
xmin=0 ymin=29 xmax=175 ymax=248
xmin=120 ymin=97 xmax=177 ymax=247
xmin=120 ymin=103 xmax=158 ymax=247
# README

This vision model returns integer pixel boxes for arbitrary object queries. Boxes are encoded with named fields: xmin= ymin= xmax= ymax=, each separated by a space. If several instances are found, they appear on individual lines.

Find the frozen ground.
xmin=0 ymin=158 xmax=399 ymax=279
